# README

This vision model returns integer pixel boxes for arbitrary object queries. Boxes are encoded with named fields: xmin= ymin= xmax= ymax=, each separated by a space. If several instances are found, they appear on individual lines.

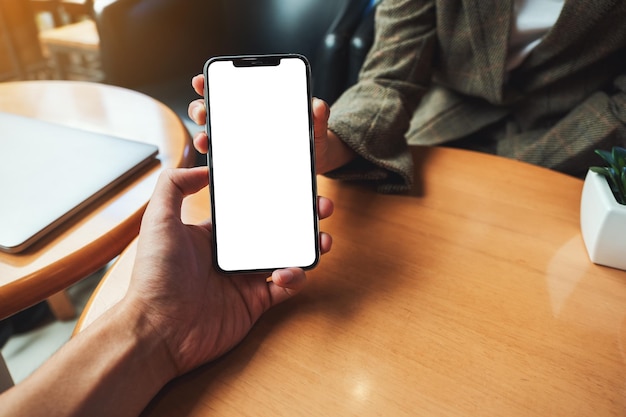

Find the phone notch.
xmin=232 ymin=56 xmax=281 ymax=67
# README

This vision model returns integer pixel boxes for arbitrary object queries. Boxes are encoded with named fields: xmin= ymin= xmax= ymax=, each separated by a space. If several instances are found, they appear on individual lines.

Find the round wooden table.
xmin=0 ymin=80 xmax=194 ymax=320
xmin=76 ymin=146 xmax=626 ymax=416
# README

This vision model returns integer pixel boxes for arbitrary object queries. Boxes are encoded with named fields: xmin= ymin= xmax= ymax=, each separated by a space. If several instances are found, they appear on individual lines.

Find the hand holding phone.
xmin=203 ymin=54 xmax=319 ymax=273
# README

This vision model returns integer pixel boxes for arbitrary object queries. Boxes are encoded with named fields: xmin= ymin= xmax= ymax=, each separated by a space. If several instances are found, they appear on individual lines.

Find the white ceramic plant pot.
xmin=580 ymin=170 xmax=626 ymax=271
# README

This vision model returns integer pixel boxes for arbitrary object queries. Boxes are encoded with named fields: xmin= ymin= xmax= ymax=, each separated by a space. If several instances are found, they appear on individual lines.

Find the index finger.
xmin=192 ymin=74 xmax=205 ymax=97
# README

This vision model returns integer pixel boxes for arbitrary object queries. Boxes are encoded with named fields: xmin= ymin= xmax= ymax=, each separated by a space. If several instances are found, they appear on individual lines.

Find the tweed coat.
xmin=327 ymin=0 xmax=626 ymax=192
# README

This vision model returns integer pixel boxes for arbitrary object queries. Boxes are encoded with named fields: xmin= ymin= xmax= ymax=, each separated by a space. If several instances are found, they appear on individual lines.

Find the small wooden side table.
xmin=0 ymin=80 xmax=194 ymax=320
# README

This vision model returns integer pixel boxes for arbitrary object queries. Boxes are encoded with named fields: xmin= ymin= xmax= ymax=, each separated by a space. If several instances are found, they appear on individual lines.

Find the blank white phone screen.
xmin=206 ymin=56 xmax=318 ymax=272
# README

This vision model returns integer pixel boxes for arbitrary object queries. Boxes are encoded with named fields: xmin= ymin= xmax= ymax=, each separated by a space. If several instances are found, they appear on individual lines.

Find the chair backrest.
xmin=30 ymin=0 xmax=94 ymax=27
xmin=93 ymin=0 xmax=373 ymax=101
xmin=60 ymin=0 xmax=94 ymax=23
xmin=312 ymin=0 xmax=376 ymax=104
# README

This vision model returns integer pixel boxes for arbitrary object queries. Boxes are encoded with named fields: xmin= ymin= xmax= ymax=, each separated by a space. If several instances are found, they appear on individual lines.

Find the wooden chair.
xmin=28 ymin=0 xmax=100 ymax=81
xmin=0 ymin=0 xmax=50 ymax=81
xmin=38 ymin=18 xmax=102 ymax=81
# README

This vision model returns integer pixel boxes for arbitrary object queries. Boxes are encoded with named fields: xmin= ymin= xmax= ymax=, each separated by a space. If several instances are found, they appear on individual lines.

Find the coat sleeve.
xmin=326 ymin=0 xmax=437 ymax=193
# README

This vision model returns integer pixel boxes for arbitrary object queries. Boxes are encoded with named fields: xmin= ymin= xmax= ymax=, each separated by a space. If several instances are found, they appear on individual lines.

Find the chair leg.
xmin=0 ymin=353 xmax=14 ymax=393
xmin=46 ymin=290 xmax=75 ymax=321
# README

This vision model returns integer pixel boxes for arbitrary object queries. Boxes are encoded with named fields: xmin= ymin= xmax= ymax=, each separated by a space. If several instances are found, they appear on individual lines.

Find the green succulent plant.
xmin=590 ymin=146 xmax=626 ymax=205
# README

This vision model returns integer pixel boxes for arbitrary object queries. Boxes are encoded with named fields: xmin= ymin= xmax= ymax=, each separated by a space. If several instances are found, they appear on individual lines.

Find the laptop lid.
xmin=0 ymin=111 xmax=159 ymax=253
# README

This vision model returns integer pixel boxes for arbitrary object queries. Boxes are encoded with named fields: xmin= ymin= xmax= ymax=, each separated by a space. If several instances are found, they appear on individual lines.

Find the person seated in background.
xmin=189 ymin=0 xmax=626 ymax=193
xmin=0 ymin=167 xmax=334 ymax=417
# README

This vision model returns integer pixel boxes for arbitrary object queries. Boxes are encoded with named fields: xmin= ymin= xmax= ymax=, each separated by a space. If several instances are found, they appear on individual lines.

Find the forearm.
xmin=326 ymin=0 xmax=437 ymax=191
xmin=0 ymin=301 xmax=176 ymax=417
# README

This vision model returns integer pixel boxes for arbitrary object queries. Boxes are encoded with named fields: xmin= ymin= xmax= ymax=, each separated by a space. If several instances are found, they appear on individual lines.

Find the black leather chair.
xmin=92 ymin=0 xmax=377 ymax=164
xmin=313 ymin=0 xmax=377 ymax=105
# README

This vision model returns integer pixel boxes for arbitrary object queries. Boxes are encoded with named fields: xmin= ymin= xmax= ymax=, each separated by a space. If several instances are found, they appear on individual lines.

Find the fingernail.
xmin=275 ymin=269 xmax=294 ymax=284
xmin=192 ymin=104 xmax=201 ymax=120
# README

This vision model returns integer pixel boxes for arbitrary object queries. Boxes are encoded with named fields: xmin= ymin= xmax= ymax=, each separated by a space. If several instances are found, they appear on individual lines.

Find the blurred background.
xmin=0 ymin=0 xmax=102 ymax=83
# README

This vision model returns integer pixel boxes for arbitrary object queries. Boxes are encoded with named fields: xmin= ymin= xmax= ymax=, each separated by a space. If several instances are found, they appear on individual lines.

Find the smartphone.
xmin=203 ymin=54 xmax=319 ymax=274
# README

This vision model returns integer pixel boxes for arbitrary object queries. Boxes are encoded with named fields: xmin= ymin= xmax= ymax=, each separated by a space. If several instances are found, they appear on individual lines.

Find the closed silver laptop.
xmin=0 ymin=111 xmax=159 ymax=253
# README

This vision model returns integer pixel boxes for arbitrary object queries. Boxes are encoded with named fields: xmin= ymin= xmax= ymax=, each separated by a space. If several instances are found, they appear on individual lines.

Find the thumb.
xmin=144 ymin=167 xmax=209 ymax=223
xmin=267 ymin=268 xmax=308 ymax=306
xmin=312 ymin=97 xmax=330 ymax=143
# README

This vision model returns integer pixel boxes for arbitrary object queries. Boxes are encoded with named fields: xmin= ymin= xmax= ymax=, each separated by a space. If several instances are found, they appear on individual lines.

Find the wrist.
xmin=113 ymin=299 xmax=179 ymax=384
xmin=320 ymin=129 xmax=356 ymax=174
